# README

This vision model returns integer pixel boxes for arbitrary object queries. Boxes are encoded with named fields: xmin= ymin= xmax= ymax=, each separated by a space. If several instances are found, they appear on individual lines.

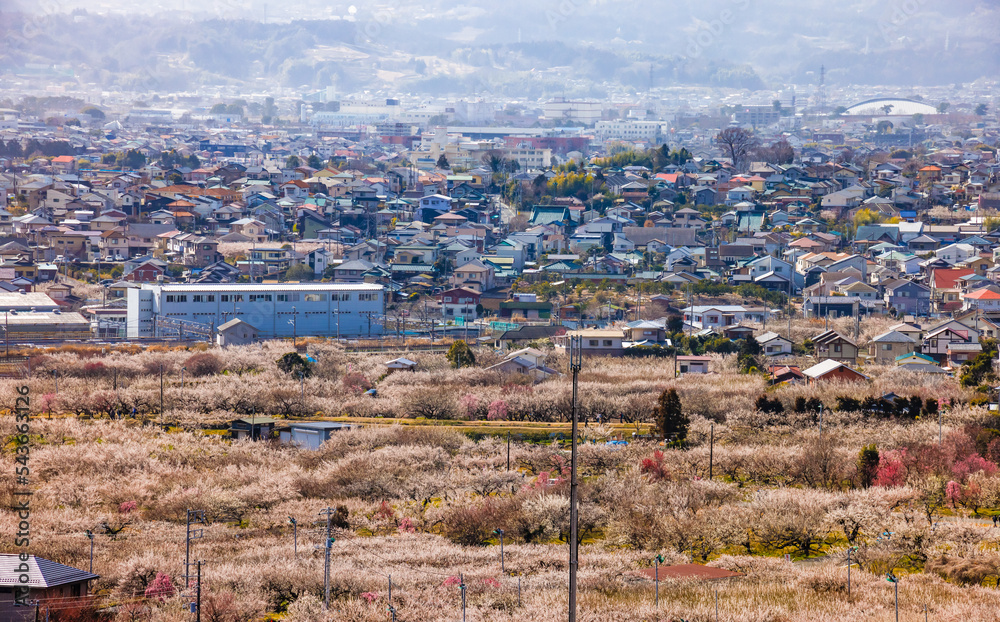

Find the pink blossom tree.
xmin=487 ymin=399 xmax=508 ymax=421
xmin=460 ymin=394 xmax=479 ymax=419
xmin=144 ymin=572 xmax=176 ymax=601
xmin=874 ymin=450 xmax=907 ymax=487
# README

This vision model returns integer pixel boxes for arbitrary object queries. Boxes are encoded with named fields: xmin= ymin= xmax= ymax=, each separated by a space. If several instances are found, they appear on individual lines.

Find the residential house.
xmin=439 ymin=287 xmax=481 ymax=321
xmin=802 ymin=296 xmax=878 ymax=318
xmin=451 ymin=259 xmax=495 ymax=292
xmin=333 ymin=259 xmax=378 ymax=284
xmin=922 ymin=325 xmax=973 ymax=365
xmin=947 ymin=342 xmax=983 ymax=368
xmin=123 ymin=258 xmax=167 ymax=283
xmin=682 ymin=305 xmax=747 ymax=329
xmin=962 ymin=286 xmax=1000 ymax=312
xmin=229 ymin=218 xmax=269 ymax=242
xmin=623 ymin=320 xmax=669 ymax=344
xmin=869 ymin=330 xmax=917 ymax=364
xmin=563 ymin=329 xmax=625 ymax=357
xmin=895 ymin=352 xmax=947 ymax=374
xmin=931 ymin=267 xmax=975 ymax=312
xmin=811 ymin=330 xmax=859 ymax=364
xmin=0 ymin=554 xmax=98 ymax=622
xmin=769 ymin=365 xmax=805 ymax=383
xmin=882 ymin=279 xmax=931 ymax=316
xmin=758 ymin=332 xmax=793 ymax=356
xmin=499 ymin=295 xmax=552 ymax=320
xmin=485 ymin=347 xmax=559 ymax=382
xmin=803 ymin=359 xmax=869 ymax=383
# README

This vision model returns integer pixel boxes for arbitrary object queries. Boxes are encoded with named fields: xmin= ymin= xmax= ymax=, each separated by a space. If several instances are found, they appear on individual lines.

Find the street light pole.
xmin=847 ymin=546 xmax=856 ymax=599
xmin=494 ymin=529 xmax=505 ymax=573
xmin=894 ymin=577 xmax=899 ymax=622
xmin=653 ymin=554 xmax=663 ymax=608
xmin=569 ymin=334 xmax=583 ymax=622
xmin=288 ymin=517 xmax=297 ymax=558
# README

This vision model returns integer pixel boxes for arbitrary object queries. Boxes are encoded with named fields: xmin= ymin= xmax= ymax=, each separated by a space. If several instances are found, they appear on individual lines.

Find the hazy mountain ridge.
xmin=1 ymin=1 xmax=997 ymax=96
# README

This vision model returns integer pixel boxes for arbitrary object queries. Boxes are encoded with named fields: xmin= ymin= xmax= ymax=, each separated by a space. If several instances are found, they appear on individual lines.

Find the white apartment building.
xmin=595 ymin=120 xmax=664 ymax=143
xmin=126 ymin=283 xmax=384 ymax=339
xmin=542 ymin=99 xmax=603 ymax=125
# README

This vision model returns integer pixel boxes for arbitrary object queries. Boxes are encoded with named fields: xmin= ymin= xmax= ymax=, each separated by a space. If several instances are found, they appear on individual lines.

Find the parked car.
xmin=55 ymin=254 xmax=65 ymax=262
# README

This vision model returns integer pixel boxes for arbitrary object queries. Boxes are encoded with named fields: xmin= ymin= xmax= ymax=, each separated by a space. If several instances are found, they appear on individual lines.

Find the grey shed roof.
xmin=284 ymin=421 xmax=354 ymax=431
xmin=0 ymin=554 xmax=98 ymax=588
xmin=217 ymin=318 xmax=258 ymax=332
xmin=871 ymin=330 xmax=916 ymax=344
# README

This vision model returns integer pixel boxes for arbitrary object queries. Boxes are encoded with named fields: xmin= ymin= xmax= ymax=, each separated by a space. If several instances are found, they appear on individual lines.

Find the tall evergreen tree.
xmin=654 ymin=388 xmax=688 ymax=443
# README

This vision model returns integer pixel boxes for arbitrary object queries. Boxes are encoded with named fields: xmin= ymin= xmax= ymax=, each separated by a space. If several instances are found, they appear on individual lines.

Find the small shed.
xmin=279 ymin=421 xmax=354 ymax=450
xmin=216 ymin=318 xmax=260 ymax=347
xmin=230 ymin=417 xmax=276 ymax=441
xmin=385 ymin=357 xmax=417 ymax=371
xmin=677 ymin=355 xmax=711 ymax=374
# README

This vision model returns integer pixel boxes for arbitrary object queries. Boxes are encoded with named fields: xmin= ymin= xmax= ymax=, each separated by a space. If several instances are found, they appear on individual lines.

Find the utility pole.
xmin=319 ymin=507 xmax=336 ymax=610
xmin=85 ymin=530 xmax=94 ymax=573
xmin=288 ymin=516 xmax=297 ymax=558
xmin=787 ymin=272 xmax=792 ymax=338
xmin=184 ymin=510 xmax=205 ymax=587
xmin=159 ymin=364 xmax=164 ymax=426
xmin=854 ymin=299 xmax=860 ymax=340
xmin=196 ymin=560 xmax=202 ymax=622
xmin=568 ymin=335 xmax=583 ymax=622
xmin=709 ymin=423 xmax=714 ymax=480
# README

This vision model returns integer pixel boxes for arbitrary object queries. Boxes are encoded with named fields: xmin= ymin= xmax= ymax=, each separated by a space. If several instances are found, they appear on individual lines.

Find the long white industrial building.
xmin=126 ymin=283 xmax=385 ymax=339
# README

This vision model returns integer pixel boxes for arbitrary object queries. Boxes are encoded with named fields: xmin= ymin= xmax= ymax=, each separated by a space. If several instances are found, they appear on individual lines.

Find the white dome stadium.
xmin=843 ymin=98 xmax=938 ymax=116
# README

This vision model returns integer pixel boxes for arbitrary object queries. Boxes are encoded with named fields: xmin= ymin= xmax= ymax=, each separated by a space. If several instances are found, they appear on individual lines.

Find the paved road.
xmin=497 ymin=198 xmax=516 ymax=225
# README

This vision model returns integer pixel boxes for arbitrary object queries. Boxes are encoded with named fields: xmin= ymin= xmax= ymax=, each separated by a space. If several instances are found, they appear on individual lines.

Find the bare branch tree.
xmin=715 ymin=127 xmax=759 ymax=171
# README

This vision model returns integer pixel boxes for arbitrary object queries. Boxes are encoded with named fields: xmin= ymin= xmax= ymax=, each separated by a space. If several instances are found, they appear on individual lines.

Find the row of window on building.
xmin=163 ymin=292 xmax=377 ymax=303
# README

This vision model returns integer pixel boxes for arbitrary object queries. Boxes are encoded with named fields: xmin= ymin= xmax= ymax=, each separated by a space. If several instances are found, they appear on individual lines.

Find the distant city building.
xmin=733 ymin=105 xmax=780 ymax=127
xmin=595 ymin=120 xmax=665 ymax=143
xmin=542 ymin=98 xmax=603 ymax=125
xmin=126 ymin=283 xmax=384 ymax=339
